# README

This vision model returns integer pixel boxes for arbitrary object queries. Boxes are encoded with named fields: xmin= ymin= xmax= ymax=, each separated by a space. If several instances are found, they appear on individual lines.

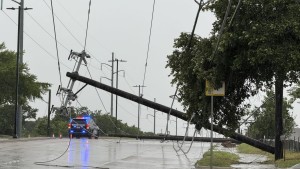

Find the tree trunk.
xmin=275 ymin=78 xmax=284 ymax=160
xmin=66 ymin=72 xmax=275 ymax=154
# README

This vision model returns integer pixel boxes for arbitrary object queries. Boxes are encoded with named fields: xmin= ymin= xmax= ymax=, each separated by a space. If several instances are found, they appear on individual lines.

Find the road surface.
xmin=0 ymin=137 xmax=210 ymax=169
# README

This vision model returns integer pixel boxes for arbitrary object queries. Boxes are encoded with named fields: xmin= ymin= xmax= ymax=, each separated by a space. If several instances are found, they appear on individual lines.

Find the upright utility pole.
xmin=103 ymin=52 xmax=115 ymax=117
xmin=47 ymin=90 xmax=51 ymax=137
xmin=8 ymin=0 xmax=31 ymax=138
xmin=114 ymin=58 xmax=126 ymax=122
xmin=18 ymin=0 xmax=24 ymax=138
xmin=133 ymin=85 xmax=146 ymax=130
xmin=154 ymin=98 xmax=156 ymax=134
xmin=110 ymin=53 xmax=114 ymax=117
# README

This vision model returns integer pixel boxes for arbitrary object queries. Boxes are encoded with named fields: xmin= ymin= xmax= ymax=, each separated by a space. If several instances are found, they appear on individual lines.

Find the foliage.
xmin=91 ymin=112 xmax=141 ymax=135
xmin=289 ymin=82 xmax=300 ymax=102
xmin=246 ymin=90 xmax=296 ymax=139
xmin=25 ymin=107 xmax=145 ymax=137
xmin=195 ymin=151 xmax=239 ymax=167
xmin=0 ymin=42 xmax=50 ymax=136
xmin=166 ymin=1 xmax=300 ymax=131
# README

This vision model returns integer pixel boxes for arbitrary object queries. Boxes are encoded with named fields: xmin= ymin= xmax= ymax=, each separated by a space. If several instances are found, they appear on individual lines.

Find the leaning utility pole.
xmin=67 ymin=72 xmax=275 ymax=154
xmin=133 ymin=85 xmax=146 ymax=130
xmin=54 ymin=50 xmax=90 ymax=116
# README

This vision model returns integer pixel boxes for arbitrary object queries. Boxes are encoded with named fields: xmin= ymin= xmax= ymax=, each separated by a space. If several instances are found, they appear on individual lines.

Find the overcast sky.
xmin=1 ymin=0 xmax=299 ymax=136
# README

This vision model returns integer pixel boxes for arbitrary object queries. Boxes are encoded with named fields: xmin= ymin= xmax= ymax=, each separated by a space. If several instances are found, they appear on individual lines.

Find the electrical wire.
xmin=1 ymin=10 xmax=72 ymax=70
xmin=43 ymin=0 xmax=104 ymax=68
xmin=84 ymin=0 xmax=92 ymax=51
xmin=141 ymin=0 xmax=156 ymax=94
xmin=228 ymin=0 xmax=241 ymax=27
xmin=211 ymin=0 xmax=232 ymax=59
xmin=42 ymin=0 xmax=84 ymax=48
xmin=25 ymin=11 xmax=69 ymax=52
xmin=163 ymin=0 xmax=204 ymax=142
xmin=55 ymin=0 xmax=111 ymax=54
xmin=50 ymin=0 xmax=63 ymax=88
xmin=86 ymin=66 xmax=130 ymax=135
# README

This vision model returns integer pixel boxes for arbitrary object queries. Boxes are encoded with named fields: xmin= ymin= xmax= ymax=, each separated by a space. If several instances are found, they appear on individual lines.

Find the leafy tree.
xmin=247 ymin=90 xmax=296 ymax=139
xmin=167 ymin=1 xmax=300 ymax=159
xmin=167 ymin=1 xmax=300 ymax=132
xmin=33 ymin=117 xmax=48 ymax=136
xmin=288 ymin=82 xmax=300 ymax=102
xmin=0 ymin=42 xmax=50 ymax=136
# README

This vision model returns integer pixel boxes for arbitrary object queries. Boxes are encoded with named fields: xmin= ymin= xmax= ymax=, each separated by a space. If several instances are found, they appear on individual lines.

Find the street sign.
xmin=205 ymin=80 xmax=225 ymax=96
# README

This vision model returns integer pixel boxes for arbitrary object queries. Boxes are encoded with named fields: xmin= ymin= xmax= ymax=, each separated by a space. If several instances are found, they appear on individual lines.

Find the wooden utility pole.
xmin=67 ymin=72 xmax=275 ymax=154
xmin=275 ymin=78 xmax=284 ymax=160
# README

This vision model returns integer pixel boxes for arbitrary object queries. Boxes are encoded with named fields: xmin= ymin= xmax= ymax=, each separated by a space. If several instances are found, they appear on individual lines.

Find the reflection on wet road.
xmin=0 ymin=138 xmax=210 ymax=169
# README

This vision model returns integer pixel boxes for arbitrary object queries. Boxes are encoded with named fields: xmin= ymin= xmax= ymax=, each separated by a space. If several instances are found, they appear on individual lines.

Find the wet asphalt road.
xmin=0 ymin=137 xmax=210 ymax=169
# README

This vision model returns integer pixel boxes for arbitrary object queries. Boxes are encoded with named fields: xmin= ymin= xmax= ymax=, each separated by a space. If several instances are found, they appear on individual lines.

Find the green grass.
xmin=237 ymin=143 xmax=300 ymax=167
xmin=237 ymin=143 xmax=273 ymax=164
xmin=195 ymin=151 xmax=239 ymax=167
xmin=275 ymin=151 xmax=300 ymax=168
xmin=0 ymin=135 xmax=10 ymax=138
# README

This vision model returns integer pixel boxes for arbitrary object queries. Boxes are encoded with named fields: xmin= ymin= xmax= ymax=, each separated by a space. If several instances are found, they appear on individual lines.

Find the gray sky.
xmin=1 ymin=0 xmax=298 ymax=135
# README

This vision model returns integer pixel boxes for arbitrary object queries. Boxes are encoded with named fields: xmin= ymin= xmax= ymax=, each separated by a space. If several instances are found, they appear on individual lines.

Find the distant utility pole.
xmin=133 ymin=85 xmax=146 ymax=131
xmin=102 ymin=52 xmax=115 ymax=117
xmin=7 ymin=0 xmax=32 ymax=138
xmin=47 ymin=90 xmax=51 ymax=137
xmin=113 ymin=58 xmax=126 ymax=122
xmin=154 ymin=98 xmax=156 ymax=134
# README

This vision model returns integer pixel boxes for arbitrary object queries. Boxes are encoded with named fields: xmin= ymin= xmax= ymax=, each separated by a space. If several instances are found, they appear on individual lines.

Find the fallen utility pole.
xmin=66 ymin=72 xmax=275 ymax=154
xmin=110 ymin=134 xmax=240 ymax=143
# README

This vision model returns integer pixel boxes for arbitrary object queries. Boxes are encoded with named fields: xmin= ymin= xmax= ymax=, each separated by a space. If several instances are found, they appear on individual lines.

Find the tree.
xmin=0 ymin=43 xmax=50 ymax=136
xmin=247 ymin=90 xmax=296 ymax=139
xmin=288 ymin=82 xmax=300 ymax=102
xmin=166 ymin=0 xmax=300 ymax=159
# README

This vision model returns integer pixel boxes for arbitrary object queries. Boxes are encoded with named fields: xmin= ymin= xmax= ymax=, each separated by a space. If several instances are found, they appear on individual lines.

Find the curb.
xmin=0 ymin=137 xmax=50 ymax=143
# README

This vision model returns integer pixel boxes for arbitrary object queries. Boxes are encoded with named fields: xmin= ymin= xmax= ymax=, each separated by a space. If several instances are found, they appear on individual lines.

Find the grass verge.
xmin=195 ymin=151 xmax=239 ymax=167
xmin=238 ymin=143 xmax=300 ymax=168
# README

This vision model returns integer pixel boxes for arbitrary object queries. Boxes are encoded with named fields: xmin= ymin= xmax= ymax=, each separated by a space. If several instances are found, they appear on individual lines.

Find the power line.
xmin=1 ymin=10 xmax=72 ymax=70
xmin=55 ymin=0 xmax=111 ymax=54
xmin=50 ymin=0 xmax=63 ymax=88
xmin=163 ymin=0 xmax=204 ymax=141
xmin=42 ymin=0 xmax=104 ymax=68
xmin=142 ymin=0 xmax=156 ymax=94
xmin=42 ymin=0 xmax=84 ymax=48
xmin=25 ymin=11 xmax=69 ymax=52
xmin=84 ymin=0 xmax=92 ymax=51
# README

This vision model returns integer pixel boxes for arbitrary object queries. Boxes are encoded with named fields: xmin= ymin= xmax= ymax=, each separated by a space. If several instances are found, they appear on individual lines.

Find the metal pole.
xmin=47 ymin=90 xmax=51 ymax=137
xmin=111 ymin=53 xmax=114 ymax=117
xmin=18 ymin=0 xmax=24 ymax=138
xmin=154 ymin=98 xmax=156 ymax=134
xmin=176 ymin=117 xmax=178 ymax=136
xmin=138 ymin=85 xmax=140 ymax=130
xmin=210 ymin=96 xmax=214 ymax=169
xmin=115 ymin=59 xmax=119 ymax=121
xmin=13 ymin=6 xmax=21 ymax=139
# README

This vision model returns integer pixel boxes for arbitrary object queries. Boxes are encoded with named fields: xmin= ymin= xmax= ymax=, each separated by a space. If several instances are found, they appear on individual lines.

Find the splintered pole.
xmin=66 ymin=72 xmax=275 ymax=154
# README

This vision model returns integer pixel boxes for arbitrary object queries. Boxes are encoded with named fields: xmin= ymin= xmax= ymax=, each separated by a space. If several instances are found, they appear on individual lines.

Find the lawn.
xmin=237 ymin=143 xmax=300 ymax=168
xmin=195 ymin=150 xmax=239 ymax=167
